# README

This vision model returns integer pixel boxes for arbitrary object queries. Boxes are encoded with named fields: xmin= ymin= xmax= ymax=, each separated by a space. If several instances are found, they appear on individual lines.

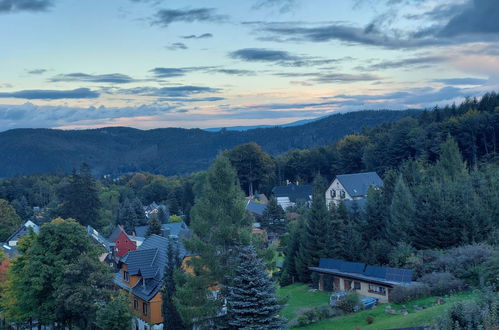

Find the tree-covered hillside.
xmin=0 ymin=110 xmax=418 ymax=177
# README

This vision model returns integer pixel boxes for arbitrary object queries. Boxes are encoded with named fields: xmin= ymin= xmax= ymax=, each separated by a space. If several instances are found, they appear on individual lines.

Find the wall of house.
xmin=319 ymin=273 xmax=391 ymax=304
xmin=325 ymin=179 xmax=353 ymax=207
xmin=115 ymin=231 xmax=136 ymax=258
xmin=120 ymin=265 xmax=141 ymax=287
xmin=130 ymin=291 xmax=163 ymax=325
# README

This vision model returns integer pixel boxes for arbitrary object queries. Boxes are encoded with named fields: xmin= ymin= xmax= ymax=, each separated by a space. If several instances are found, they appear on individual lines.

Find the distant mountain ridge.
xmin=0 ymin=110 xmax=420 ymax=177
xmin=204 ymin=116 xmax=326 ymax=132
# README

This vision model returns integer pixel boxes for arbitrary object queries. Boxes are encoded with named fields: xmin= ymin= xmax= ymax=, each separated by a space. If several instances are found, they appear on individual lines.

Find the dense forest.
xmin=0 ymin=110 xmax=419 ymax=177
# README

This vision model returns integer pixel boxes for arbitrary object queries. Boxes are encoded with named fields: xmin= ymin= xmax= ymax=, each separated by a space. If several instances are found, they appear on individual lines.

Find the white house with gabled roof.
xmin=325 ymin=172 xmax=383 ymax=208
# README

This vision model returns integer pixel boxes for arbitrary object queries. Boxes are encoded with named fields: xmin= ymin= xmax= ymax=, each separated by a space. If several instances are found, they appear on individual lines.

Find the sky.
xmin=0 ymin=0 xmax=498 ymax=131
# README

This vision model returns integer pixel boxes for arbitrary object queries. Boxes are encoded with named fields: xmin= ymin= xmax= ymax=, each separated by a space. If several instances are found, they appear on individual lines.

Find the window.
xmin=354 ymin=281 xmax=361 ymax=290
xmin=368 ymin=284 xmax=386 ymax=295
xmin=123 ymin=271 xmax=130 ymax=282
xmin=142 ymin=302 xmax=148 ymax=315
xmin=133 ymin=298 xmax=138 ymax=310
xmin=330 ymin=189 xmax=336 ymax=198
xmin=340 ymin=190 xmax=346 ymax=198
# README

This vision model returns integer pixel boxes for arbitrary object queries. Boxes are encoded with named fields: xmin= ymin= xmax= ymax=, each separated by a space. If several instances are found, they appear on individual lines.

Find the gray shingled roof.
xmin=5 ymin=220 xmax=40 ymax=244
xmin=272 ymin=184 xmax=313 ymax=202
xmin=245 ymin=200 xmax=267 ymax=216
xmin=115 ymin=234 xmax=189 ymax=301
xmin=86 ymin=225 xmax=110 ymax=250
xmin=134 ymin=221 xmax=190 ymax=239
xmin=336 ymin=172 xmax=383 ymax=197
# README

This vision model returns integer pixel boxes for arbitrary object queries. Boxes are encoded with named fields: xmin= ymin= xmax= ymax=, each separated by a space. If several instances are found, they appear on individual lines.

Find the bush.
xmin=419 ymin=272 xmax=466 ymax=296
xmin=391 ymin=283 xmax=431 ymax=304
xmin=291 ymin=306 xmax=337 ymax=328
xmin=336 ymin=291 xmax=361 ymax=314
xmin=366 ymin=315 xmax=375 ymax=324
xmin=480 ymin=252 xmax=499 ymax=287
xmin=434 ymin=289 xmax=498 ymax=329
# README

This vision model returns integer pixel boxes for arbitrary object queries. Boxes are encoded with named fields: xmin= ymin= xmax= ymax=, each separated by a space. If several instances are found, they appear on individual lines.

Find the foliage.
xmin=175 ymin=156 xmax=252 ymax=324
xmin=262 ymin=196 xmax=286 ymax=235
xmin=291 ymin=306 xmax=337 ymax=328
xmin=146 ymin=215 xmax=162 ymax=237
xmin=57 ymin=163 xmax=101 ymax=227
xmin=96 ymin=292 xmax=133 ymax=330
xmin=162 ymin=240 xmax=185 ymax=330
xmin=2 ymin=218 xmax=112 ymax=328
xmin=419 ymin=272 xmax=466 ymax=296
xmin=391 ymin=284 xmax=431 ymax=304
xmin=169 ymin=214 xmax=183 ymax=223
xmin=0 ymin=199 xmax=22 ymax=242
xmin=434 ymin=289 xmax=498 ymax=330
xmin=335 ymin=291 xmax=362 ymax=314
xmin=224 ymin=245 xmax=286 ymax=329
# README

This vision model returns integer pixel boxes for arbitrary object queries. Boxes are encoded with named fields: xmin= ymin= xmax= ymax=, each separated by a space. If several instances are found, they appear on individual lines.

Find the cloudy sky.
xmin=0 ymin=0 xmax=498 ymax=130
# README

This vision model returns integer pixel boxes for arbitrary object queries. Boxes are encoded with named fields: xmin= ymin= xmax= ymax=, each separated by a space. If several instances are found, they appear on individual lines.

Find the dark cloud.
xmin=50 ymin=73 xmax=135 ymax=84
xmin=312 ymin=73 xmax=381 ymax=84
xmin=432 ymin=78 xmax=488 ymax=85
xmin=180 ymin=33 xmax=213 ymax=39
xmin=152 ymin=8 xmax=226 ymax=28
xmin=151 ymin=66 xmax=255 ymax=77
xmin=357 ymin=56 xmax=447 ymax=71
xmin=0 ymin=88 xmax=99 ymax=100
xmin=27 ymin=69 xmax=47 ymax=75
xmin=120 ymin=85 xmax=221 ymax=97
xmin=333 ymin=86 xmax=469 ymax=106
xmin=252 ymin=0 xmax=296 ymax=13
xmin=166 ymin=42 xmax=188 ymax=50
xmin=229 ymin=48 xmax=336 ymax=67
xmin=0 ymin=0 xmax=52 ymax=13
xmin=439 ymin=0 xmax=499 ymax=37
xmin=158 ymin=96 xmax=224 ymax=102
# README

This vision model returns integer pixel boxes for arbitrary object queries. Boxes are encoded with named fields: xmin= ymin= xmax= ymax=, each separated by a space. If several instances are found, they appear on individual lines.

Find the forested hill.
xmin=0 ymin=110 xmax=419 ymax=177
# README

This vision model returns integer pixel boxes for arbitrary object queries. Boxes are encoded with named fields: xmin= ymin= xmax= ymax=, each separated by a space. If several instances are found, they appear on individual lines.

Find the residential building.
xmin=114 ymin=234 xmax=188 ymax=330
xmin=5 ymin=220 xmax=40 ymax=247
xmin=133 ymin=221 xmax=190 ymax=240
xmin=108 ymin=226 xmax=137 ymax=259
xmin=245 ymin=200 xmax=267 ymax=218
xmin=272 ymin=183 xmax=313 ymax=209
xmin=309 ymin=258 xmax=414 ymax=303
xmin=325 ymin=172 xmax=383 ymax=207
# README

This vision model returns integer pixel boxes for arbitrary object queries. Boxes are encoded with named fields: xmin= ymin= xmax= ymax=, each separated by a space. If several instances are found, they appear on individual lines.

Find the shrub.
xmin=419 ymin=272 xmax=466 ymax=296
xmin=336 ymin=291 xmax=361 ymax=314
xmin=291 ymin=306 xmax=337 ymax=328
xmin=366 ymin=315 xmax=375 ymax=324
xmin=480 ymin=252 xmax=499 ymax=287
xmin=434 ymin=289 xmax=498 ymax=329
xmin=391 ymin=283 xmax=431 ymax=304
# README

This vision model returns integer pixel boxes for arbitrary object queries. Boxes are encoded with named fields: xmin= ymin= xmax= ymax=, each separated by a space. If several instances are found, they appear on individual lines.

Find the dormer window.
xmin=123 ymin=271 xmax=130 ymax=282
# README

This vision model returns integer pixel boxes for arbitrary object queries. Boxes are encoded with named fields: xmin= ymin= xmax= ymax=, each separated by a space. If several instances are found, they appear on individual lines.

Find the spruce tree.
xmin=262 ymin=196 xmax=286 ymax=235
xmin=162 ymin=240 xmax=185 ymax=330
xmin=387 ymin=175 xmax=415 ymax=244
xmin=58 ymin=163 xmax=101 ymax=227
xmin=175 ymin=156 xmax=252 ymax=324
xmin=225 ymin=245 xmax=285 ymax=330
xmin=132 ymin=197 xmax=147 ymax=226
xmin=325 ymin=202 xmax=347 ymax=260
xmin=117 ymin=198 xmax=138 ymax=234
xmin=280 ymin=220 xmax=302 ymax=286
xmin=146 ymin=216 xmax=162 ymax=237
xmin=364 ymin=187 xmax=388 ymax=241
xmin=294 ymin=175 xmax=330 ymax=282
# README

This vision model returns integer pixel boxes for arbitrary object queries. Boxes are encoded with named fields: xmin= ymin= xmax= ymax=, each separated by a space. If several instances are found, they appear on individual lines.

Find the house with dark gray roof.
xmin=310 ymin=258 xmax=414 ymax=303
xmin=245 ymin=200 xmax=267 ymax=217
xmin=114 ymin=234 xmax=188 ymax=329
xmin=5 ymin=220 xmax=40 ymax=248
xmin=325 ymin=172 xmax=383 ymax=207
xmin=133 ymin=221 xmax=190 ymax=240
xmin=272 ymin=183 xmax=313 ymax=209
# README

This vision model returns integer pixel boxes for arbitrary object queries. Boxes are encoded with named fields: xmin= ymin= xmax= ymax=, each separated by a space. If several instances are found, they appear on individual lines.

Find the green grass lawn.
xmin=277 ymin=284 xmax=479 ymax=330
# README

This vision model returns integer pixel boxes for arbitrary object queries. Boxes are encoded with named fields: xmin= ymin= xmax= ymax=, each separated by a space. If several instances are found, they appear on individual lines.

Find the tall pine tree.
xmin=387 ymin=175 xmax=415 ymax=244
xmin=162 ymin=240 xmax=185 ymax=330
xmin=225 ymin=245 xmax=285 ymax=329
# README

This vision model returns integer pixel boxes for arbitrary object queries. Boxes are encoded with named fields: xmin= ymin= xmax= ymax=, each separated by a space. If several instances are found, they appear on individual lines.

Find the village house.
xmin=245 ymin=200 xmax=267 ymax=219
xmin=114 ymin=234 xmax=188 ymax=330
xmin=325 ymin=172 xmax=383 ymax=208
xmin=108 ymin=225 xmax=138 ymax=259
xmin=272 ymin=183 xmax=313 ymax=210
xmin=2 ymin=220 xmax=40 ymax=259
xmin=309 ymin=258 xmax=414 ymax=303
xmin=133 ymin=221 xmax=190 ymax=240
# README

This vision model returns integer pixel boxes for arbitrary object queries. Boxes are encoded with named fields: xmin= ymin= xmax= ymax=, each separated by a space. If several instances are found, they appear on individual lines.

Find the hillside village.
xmin=0 ymin=93 xmax=497 ymax=329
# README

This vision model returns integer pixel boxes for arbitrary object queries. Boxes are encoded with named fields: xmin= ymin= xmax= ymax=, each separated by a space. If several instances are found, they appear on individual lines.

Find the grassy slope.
xmin=277 ymin=284 xmax=479 ymax=330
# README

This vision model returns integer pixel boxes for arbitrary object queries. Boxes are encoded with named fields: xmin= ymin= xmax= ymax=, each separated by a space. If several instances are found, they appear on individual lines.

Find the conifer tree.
xmin=225 ymin=245 xmax=285 ymax=329
xmin=364 ymin=187 xmax=388 ymax=241
xmin=294 ymin=175 xmax=330 ymax=282
xmin=162 ymin=240 xmax=185 ymax=330
xmin=132 ymin=197 xmax=147 ymax=226
xmin=146 ymin=215 xmax=162 ymax=237
xmin=280 ymin=220 xmax=302 ymax=286
xmin=117 ymin=198 xmax=138 ymax=234
xmin=262 ymin=196 xmax=286 ymax=234
xmin=175 ymin=156 xmax=252 ymax=324
xmin=387 ymin=175 xmax=415 ymax=244
xmin=58 ymin=163 xmax=101 ymax=227
xmin=324 ymin=202 xmax=346 ymax=259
